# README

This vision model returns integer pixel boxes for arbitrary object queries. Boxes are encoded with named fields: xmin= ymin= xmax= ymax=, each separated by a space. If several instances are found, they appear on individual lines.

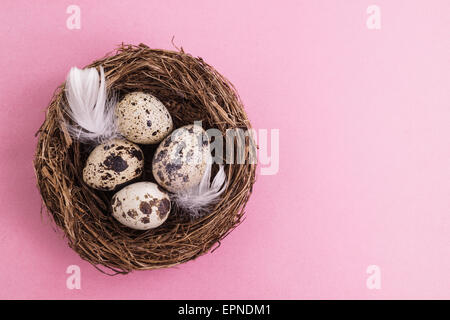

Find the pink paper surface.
xmin=0 ymin=0 xmax=449 ymax=299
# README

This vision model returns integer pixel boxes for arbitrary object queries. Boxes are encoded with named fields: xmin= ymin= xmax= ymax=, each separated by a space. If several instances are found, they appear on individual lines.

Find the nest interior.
xmin=33 ymin=43 xmax=256 ymax=274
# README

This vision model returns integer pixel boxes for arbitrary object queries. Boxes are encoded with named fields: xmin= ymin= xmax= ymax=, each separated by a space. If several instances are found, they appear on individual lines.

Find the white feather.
xmin=172 ymin=163 xmax=227 ymax=218
xmin=63 ymin=66 xmax=117 ymax=143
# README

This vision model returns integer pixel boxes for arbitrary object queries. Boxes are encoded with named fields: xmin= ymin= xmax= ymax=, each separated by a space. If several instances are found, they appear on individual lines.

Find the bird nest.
xmin=33 ymin=43 xmax=256 ymax=274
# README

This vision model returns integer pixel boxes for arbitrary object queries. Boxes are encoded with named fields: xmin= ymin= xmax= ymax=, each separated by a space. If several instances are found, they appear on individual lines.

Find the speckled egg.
xmin=152 ymin=125 xmax=211 ymax=193
xmin=82 ymin=139 xmax=144 ymax=191
xmin=111 ymin=182 xmax=171 ymax=230
xmin=116 ymin=92 xmax=173 ymax=144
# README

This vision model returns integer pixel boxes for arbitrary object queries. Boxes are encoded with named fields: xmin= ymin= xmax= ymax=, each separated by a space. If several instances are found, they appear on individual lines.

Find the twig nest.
xmin=112 ymin=182 xmax=171 ymax=230
xmin=34 ymin=44 xmax=256 ymax=273
xmin=152 ymin=124 xmax=211 ymax=193
xmin=82 ymin=139 xmax=144 ymax=191
xmin=116 ymin=92 xmax=173 ymax=144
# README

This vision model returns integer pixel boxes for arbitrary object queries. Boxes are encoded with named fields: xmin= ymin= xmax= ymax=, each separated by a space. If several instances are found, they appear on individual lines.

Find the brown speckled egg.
xmin=82 ymin=139 xmax=144 ymax=191
xmin=111 ymin=182 xmax=171 ymax=230
xmin=116 ymin=92 xmax=173 ymax=144
xmin=152 ymin=125 xmax=211 ymax=193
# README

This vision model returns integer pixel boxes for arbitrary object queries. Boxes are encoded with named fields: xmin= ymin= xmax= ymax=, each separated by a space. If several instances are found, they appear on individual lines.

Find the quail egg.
xmin=111 ymin=182 xmax=171 ymax=230
xmin=116 ymin=92 xmax=173 ymax=144
xmin=152 ymin=124 xmax=211 ymax=193
xmin=83 ymin=139 xmax=144 ymax=191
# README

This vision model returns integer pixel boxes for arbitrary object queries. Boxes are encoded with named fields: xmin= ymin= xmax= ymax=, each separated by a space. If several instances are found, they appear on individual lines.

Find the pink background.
xmin=0 ymin=0 xmax=449 ymax=299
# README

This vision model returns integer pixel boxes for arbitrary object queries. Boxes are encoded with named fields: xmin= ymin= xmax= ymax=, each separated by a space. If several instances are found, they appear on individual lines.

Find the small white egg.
xmin=152 ymin=125 xmax=211 ymax=193
xmin=83 ymin=139 xmax=144 ymax=191
xmin=111 ymin=182 xmax=171 ymax=230
xmin=116 ymin=92 xmax=173 ymax=144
